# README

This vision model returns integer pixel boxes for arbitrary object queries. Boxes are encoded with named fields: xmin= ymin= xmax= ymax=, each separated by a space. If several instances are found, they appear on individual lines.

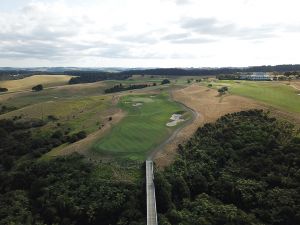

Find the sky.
xmin=0 ymin=0 xmax=300 ymax=68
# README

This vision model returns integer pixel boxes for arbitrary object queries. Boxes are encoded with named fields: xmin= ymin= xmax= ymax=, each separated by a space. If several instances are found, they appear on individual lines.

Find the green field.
xmin=210 ymin=80 xmax=300 ymax=113
xmin=92 ymin=93 xmax=188 ymax=160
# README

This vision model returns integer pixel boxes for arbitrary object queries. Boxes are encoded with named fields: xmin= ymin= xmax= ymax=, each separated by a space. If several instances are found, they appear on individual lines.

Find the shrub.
xmin=32 ymin=84 xmax=43 ymax=92
xmin=0 ymin=87 xmax=8 ymax=92
xmin=161 ymin=79 xmax=171 ymax=85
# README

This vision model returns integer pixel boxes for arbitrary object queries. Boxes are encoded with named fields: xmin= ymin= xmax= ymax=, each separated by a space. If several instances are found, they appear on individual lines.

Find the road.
xmin=146 ymin=160 xmax=158 ymax=225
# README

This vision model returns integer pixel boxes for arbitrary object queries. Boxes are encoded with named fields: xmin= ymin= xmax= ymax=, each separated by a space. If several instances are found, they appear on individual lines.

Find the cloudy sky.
xmin=0 ymin=0 xmax=300 ymax=67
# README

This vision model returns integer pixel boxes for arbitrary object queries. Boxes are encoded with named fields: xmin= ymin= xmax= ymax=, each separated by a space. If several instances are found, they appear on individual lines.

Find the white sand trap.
xmin=166 ymin=114 xmax=185 ymax=127
xmin=298 ymin=94 xmax=300 ymax=96
xmin=132 ymin=102 xmax=143 ymax=107
xmin=150 ymin=95 xmax=156 ymax=98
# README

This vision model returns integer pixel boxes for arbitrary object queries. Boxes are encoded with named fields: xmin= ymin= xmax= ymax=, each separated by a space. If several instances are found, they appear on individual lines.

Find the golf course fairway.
xmin=92 ymin=93 xmax=188 ymax=160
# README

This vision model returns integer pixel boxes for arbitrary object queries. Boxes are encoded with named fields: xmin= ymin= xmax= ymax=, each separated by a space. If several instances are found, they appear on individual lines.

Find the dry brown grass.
xmin=154 ymin=84 xmax=263 ymax=168
xmin=290 ymin=80 xmax=300 ymax=90
xmin=0 ymin=75 xmax=72 ymax=92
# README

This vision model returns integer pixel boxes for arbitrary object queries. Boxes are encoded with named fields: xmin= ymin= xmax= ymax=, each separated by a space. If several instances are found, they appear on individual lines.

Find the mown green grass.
xmin=212 ymin=80 xmax=300 ymax=113
xmin=92 ymin=93 xmax=186 ymax=161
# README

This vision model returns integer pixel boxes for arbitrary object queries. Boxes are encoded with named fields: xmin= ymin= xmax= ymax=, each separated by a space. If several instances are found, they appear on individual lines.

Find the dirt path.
xmin=290 ymin=84 xmax=300 ymax=91
xmin=154 ymin=84 xmax=263 ymax=168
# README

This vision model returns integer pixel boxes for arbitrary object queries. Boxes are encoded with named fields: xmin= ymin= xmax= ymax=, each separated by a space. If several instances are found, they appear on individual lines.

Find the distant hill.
xmin=1 ymin=64 xmax=300 ymax=81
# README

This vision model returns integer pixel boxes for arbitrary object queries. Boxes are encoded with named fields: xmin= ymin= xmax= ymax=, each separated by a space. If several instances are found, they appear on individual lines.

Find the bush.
xmin=0 ymin=87 xmax=8 ymax=92
xmin=32 ymin=84 xmax=43 ymax=92
xmin=161 ymin=79 xmax=171 ymax=85
xmin=218 ymin=86 xmax=228 ymax=95
xmin=47 ymin=115 xmax=58 ymax=121
xmin=68 ymin=131 xmax=87 ymax=143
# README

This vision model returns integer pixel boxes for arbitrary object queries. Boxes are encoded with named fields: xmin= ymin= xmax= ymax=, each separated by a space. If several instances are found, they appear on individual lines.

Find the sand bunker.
xmin=132 ymin=103 xmax=143 ymax=107
xmin=166 ymin=114 xmax=185 ymax=127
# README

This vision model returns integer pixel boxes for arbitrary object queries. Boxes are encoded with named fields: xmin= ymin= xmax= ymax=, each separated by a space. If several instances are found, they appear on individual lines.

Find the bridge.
xmin=146 ymin=160 xmax=158 ymax=225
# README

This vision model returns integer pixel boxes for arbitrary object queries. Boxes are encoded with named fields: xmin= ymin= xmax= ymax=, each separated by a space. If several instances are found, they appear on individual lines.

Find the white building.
xmin=240 ymin=72 xmax=272 ymax=81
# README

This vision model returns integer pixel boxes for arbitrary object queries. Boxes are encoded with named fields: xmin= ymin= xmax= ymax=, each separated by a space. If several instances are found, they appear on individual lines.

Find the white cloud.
xmin=0 ymin=0 xmax=299 ymax=67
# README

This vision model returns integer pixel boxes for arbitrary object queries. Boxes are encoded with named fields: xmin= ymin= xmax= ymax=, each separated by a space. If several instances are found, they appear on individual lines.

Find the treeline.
xmin=155 ymin=110 xmax=300 ymax=225
xmin=104 ymin=83 xmax=150 ymax=93
xmin=2 ymin=64 xmax=300 ymax=82
xmin=284 ymin=71 xmax=300 ymax=76
xmin=0 ymin=118 xmax=145 ymax=224
xmin=119 ymin=65 xmax=300 ymax=76
xmin=68 ymin=72 xmax=131 ymax=84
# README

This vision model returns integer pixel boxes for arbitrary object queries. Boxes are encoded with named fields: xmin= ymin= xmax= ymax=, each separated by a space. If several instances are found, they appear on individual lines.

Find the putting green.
xmin=92 ymin=93 xmax=186 ymax=160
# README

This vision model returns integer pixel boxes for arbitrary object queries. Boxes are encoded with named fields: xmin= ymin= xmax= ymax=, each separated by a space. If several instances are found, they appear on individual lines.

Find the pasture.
xmin=92 ymin=93 xmax=189 ymax=160
xmin=0 ymin=95 xmax=112 ymax=135
xmin=0 ymin=81 xmax=107 ymax=108
xmin=0 ymin=75 xmax=72 ymax=92
xmin=211 ymin=80 xmax=300 ymax=113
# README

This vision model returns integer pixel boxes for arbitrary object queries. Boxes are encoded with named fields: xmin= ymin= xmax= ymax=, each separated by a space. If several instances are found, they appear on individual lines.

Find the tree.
xmin=32 ymin=84 xmax=43 ymax=92
xmin=0 ymin=87 xmax=8 ymax=92
xmin=161 ymin=79 xmax=170 ymax=85
xmin=218 ymin=86 xmax=228 ymax=95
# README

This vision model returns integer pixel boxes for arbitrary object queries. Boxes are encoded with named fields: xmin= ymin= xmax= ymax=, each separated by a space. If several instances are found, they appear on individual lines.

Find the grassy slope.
xmin=0 ymin=81 xmax=107 ymax=108
xmin=92 ymin=93 xmax=185 ymax=161
xmin=0 ymin=75 xmax=72 ymax=92
xmin=212 ymin=80 xmax=300 ymax=113
xmin=0 ymin=95 xmax=112 ymax=135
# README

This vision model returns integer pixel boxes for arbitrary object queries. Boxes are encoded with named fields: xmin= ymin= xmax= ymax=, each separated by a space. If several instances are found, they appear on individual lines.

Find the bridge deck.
xmin=146 ymin=160 xmax=158 ymax=225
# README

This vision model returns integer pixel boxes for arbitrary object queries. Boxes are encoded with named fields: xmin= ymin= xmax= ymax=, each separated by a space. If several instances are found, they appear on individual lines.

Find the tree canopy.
xmin=155 ymin=110 xmax=300 ymax=225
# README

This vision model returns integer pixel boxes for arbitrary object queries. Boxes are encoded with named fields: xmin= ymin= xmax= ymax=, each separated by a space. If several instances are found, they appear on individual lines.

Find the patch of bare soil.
xmin=289 ymin=81 xmax=300 ymax=91
xmin=52 ymin=108 xmax=125 ymax=157
xmin=154 ymin=84 xmax=263 ymax=168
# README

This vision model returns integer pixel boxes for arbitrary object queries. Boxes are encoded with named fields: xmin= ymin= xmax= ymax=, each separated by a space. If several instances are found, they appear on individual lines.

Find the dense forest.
xmin=104 ymin=83 xmax=150 ymax=93
xmin=68 ymin=72 xmax=131 ymax=84
xmin=155 ymin=110 xmax=300 ymax=225
xmin=0 ymin=119 xmax=145 ymax=225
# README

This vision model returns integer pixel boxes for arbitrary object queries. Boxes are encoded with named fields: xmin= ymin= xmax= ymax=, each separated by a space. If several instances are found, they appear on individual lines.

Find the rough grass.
xmin=0 ymin=75 xmax=72 ymax=92
xmin=214 ymin=81 xmax=300 ymax=113
xmin=0 ymin=96 xmax=112 ymax=135
xmin=91 ymin=163 xmax=142 ymax=183
xmin=0 ymin=81 xmax=107 ymax=108
xmin=92 ymin=93 xmax=185 ymax=161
